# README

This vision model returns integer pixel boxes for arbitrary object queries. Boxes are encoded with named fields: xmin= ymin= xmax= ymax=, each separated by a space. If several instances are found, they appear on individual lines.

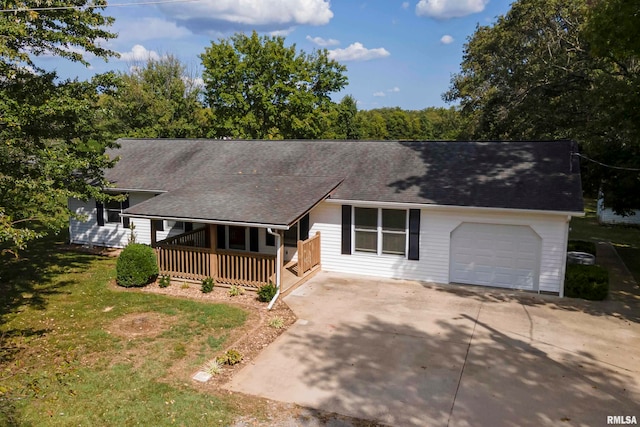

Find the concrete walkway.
xmin=227 ymin=272 xmax=640 ymax=426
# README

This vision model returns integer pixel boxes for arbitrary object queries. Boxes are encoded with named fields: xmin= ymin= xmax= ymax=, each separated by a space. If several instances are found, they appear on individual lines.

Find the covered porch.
xmin=120 ymin=173 xmax=342 ymax=294
xmin=153 ymin=223 xmax=321 ymax=292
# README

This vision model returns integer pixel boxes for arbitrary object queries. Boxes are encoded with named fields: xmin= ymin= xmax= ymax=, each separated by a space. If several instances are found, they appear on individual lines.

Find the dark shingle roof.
xmin=107 ymin=139 xmax=583 ymax=225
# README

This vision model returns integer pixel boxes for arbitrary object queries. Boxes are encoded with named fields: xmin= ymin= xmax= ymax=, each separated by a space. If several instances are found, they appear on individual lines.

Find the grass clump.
xmin=228 ymin=285 xmax=245 ymax=296
xmin=268 ymin=316 xmax=285 ymax=329
xmin=201 ymin=277 xmax=215 ymax=293
xmin=565 ymin=264 xmax=609 ymax=300
xmin=202 ymin=359 xmax=223 ymax=376
xmin=116 ymin=243 xmax=158 ymax=287
xmin=257 ymin=282 xmax=277 ymax=302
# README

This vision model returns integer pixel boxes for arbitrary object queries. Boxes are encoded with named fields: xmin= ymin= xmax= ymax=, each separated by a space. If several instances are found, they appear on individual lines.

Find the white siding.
xmin=310 ymin=202 xmax=570 ymax=294
xmin=69 ymin=194 xmax=211 ymax=248
xmin=597 ymin=198 xmax=640 ymax=225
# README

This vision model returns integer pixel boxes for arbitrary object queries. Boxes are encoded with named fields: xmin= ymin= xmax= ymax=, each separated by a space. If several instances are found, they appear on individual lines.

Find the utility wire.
xmin=0 ymin=0 xmax=201 ymax=13
xmin=573 ymin=152 xmax=640 ymax=172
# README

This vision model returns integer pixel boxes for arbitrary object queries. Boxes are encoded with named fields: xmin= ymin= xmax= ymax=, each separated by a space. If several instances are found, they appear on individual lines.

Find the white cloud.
xmin=270 ymin=28 xmax=295 ymax=36
xmin=416 ymin=0 xmax=489 ymax=19
xmin=118 ymin=45 xmax=161 ymax=62
xmin=388 ymin=86 xmax=400 ymax=93
xmin=116 ymin=17 xmax=191 ymax=42
xmin=402 ymin=2 xmax=410 ymax=9
xmin=306 ymin=35 xmax=340 ymax=47
xmin=440 ymin=34 xmax=455 ymax=44
xmin=328 ymin=42 xmax=390 ymax=62
xmin=158 ymin=0 xmax=333 ymax=33
xmin=373 ymin=91 xmax=386 ymax=97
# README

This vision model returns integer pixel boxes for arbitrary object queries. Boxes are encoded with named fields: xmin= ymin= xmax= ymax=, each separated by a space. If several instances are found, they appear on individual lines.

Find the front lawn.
xmin=570 ymin=198 xmax=640 ymax=281
xmin=0 ymin=234 xmax=249 ymax=426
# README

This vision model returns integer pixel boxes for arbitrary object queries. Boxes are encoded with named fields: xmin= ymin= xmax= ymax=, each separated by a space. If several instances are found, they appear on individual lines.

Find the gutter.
xmin=325 ymin=198 xmax=585 ymax=218
xmin=119 ymin=213 xmax=290 ymax=230
xmin=266 ymin=228 xmax=281 ymax=310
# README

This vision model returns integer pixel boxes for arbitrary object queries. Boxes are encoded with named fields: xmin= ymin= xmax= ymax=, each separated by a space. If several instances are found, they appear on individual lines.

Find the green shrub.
xmin=158 ymin=275 xmax=171 ymax=288
xmin=567 ymin=240 xmax=597 ymax=255
xmin=228 ymin=285 xmax=245 ymax=297
xmin=201 ymin=277 xmax=215 ymax=293
xmin=257 ymin=282 xmax=277 ymax=302
xmin=565 ymin=264 xmax=609 ymax=300
xmin=216 ymin=349 xmax=243 ymax=366
xmin=116 ymin=243 xmax=158 ymax=287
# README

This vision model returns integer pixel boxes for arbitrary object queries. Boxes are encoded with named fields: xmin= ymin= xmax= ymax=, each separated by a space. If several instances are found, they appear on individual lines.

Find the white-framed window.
xmin=353 ymin=207 xmax=407 ymax=256
xmin=105 ymin=200 xmax=126 ymax=224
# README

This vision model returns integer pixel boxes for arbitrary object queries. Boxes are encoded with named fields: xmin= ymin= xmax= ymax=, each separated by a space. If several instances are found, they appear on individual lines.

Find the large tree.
xmin=99 ymin=55 xmax=207 ymax=138
xmin=200 ymin=31 xmax=348 ymax=139
xmin=0 ymin=2 xmax=118 ymax=254
xmin=445 ymin=0 xmax=640 ymax=213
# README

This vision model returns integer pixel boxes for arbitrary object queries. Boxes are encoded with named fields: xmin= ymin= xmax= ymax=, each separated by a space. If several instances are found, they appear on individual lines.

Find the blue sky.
xmin=36 ymin=0 xmax=513 ymax=110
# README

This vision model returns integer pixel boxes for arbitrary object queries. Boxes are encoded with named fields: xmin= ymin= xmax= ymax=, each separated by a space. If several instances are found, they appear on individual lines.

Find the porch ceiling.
xmin=122 ymin=174 xmax=343 ymax=228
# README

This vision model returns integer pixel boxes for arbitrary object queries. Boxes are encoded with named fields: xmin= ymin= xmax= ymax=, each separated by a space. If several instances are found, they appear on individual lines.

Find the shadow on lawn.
xmin=0 ymin=233 xmax=103 ymax=362
xmin=282 ymin=314 xmax=638 ymax=426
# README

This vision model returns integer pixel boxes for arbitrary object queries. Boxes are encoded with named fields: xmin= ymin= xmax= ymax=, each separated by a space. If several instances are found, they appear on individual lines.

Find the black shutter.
xmin=153 ymin=219 xmax=164 ymax=231
xmin=217 ymin=225 xmax=226 ymax=249
xmin=265 ymin=230 xmax=275 ymax=246
xmin=184 ymin=222 xmax=193 ymax=232
xmin=249 ymin=228 xmax=259 ymax=252
xmin=122 ymin=197 xmax=130 ymax=228
xmin=300 ymin=213 xmax=310 ymax=241
xmin=408 ymin=209 xmax=420 ymax=261
xmin=341 ymin=205 xmax=352 ymax=255
xmin=96 ymin=201 xmax=104 ymax=226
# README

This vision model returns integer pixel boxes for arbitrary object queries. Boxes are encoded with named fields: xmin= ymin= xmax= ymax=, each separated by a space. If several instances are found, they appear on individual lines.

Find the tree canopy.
xmin=200 ymin=31 xmax=348 ymax=139
xmin=98 ymin=56 xmax=207 ymax=139
xmin=0 ymin=2 xmax=118 ymax=255
xmin=445 ymin=0 xmax=640 ymax=213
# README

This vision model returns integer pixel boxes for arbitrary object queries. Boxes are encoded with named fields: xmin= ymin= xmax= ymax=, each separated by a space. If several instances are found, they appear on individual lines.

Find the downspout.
xmin=266 ymin=228 xmax=281 ymax=310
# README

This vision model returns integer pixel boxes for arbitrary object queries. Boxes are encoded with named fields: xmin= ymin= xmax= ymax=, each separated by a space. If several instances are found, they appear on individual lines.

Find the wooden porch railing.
xmin=155 ymin=245 xmax=213 ymax=281
xmin=158 ymin=227 xmax=207 ymax=248
xmin=216 ymin=251 xmax=276 ymax=288
xmin=297 ymin=231 xmax=321 ymax=277
xmin=156 ymin=244 xmax=276 ymax=288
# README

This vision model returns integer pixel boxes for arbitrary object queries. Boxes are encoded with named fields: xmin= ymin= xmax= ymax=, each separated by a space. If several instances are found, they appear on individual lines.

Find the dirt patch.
xmin=106 ymin=311 xmax=174 ymax=339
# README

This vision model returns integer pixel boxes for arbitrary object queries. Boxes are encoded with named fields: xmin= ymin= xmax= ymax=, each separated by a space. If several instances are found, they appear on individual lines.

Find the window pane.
xmin=228 ymin=226 xmax=246 ymax=250
xmin=382 ymin=232 xmax=406 ymax=255
xmin=355 ymin=207 xmax=377 ymax=230
xmin=106 ymin=210 xmax=121 ymax=223
xmin=355 ymin=230 xmax=377 ymax=253
xmin=165 ymin=220 xmax=184 ymax=230
xmin=284 ymin=224 xmax=298 ymax=246
xmin=105 ymin=200 xmax=121 ymax=210
xmin=382 ymin=209 xmax=406 ymax=232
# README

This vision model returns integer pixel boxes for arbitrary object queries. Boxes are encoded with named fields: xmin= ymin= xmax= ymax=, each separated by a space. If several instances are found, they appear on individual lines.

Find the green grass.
xmin=0 ymin=233 xmax=249 ymax=426
xmin=569 ymin=198 xmax=640 ymax=281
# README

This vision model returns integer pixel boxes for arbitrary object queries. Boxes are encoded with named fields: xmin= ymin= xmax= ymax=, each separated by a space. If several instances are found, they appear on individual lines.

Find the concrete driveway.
xmin=227 ymin=272 xmax=640 ymax=426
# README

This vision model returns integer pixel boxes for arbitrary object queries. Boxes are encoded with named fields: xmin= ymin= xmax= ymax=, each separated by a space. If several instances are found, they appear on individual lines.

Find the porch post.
xmin=150 ymin=219 xmax=157 ymax=247
xmin=208 ymin=224 xmax=218 ymax=279
xmin=278 ymin=230 xmax=284 ymax=286
xmin=297 ymin=239 xmax=304 ymax=277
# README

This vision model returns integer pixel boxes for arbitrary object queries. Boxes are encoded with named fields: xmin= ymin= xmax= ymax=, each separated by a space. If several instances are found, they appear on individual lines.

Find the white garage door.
xmin=450 ymin=223 xmax=541 ymax=291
